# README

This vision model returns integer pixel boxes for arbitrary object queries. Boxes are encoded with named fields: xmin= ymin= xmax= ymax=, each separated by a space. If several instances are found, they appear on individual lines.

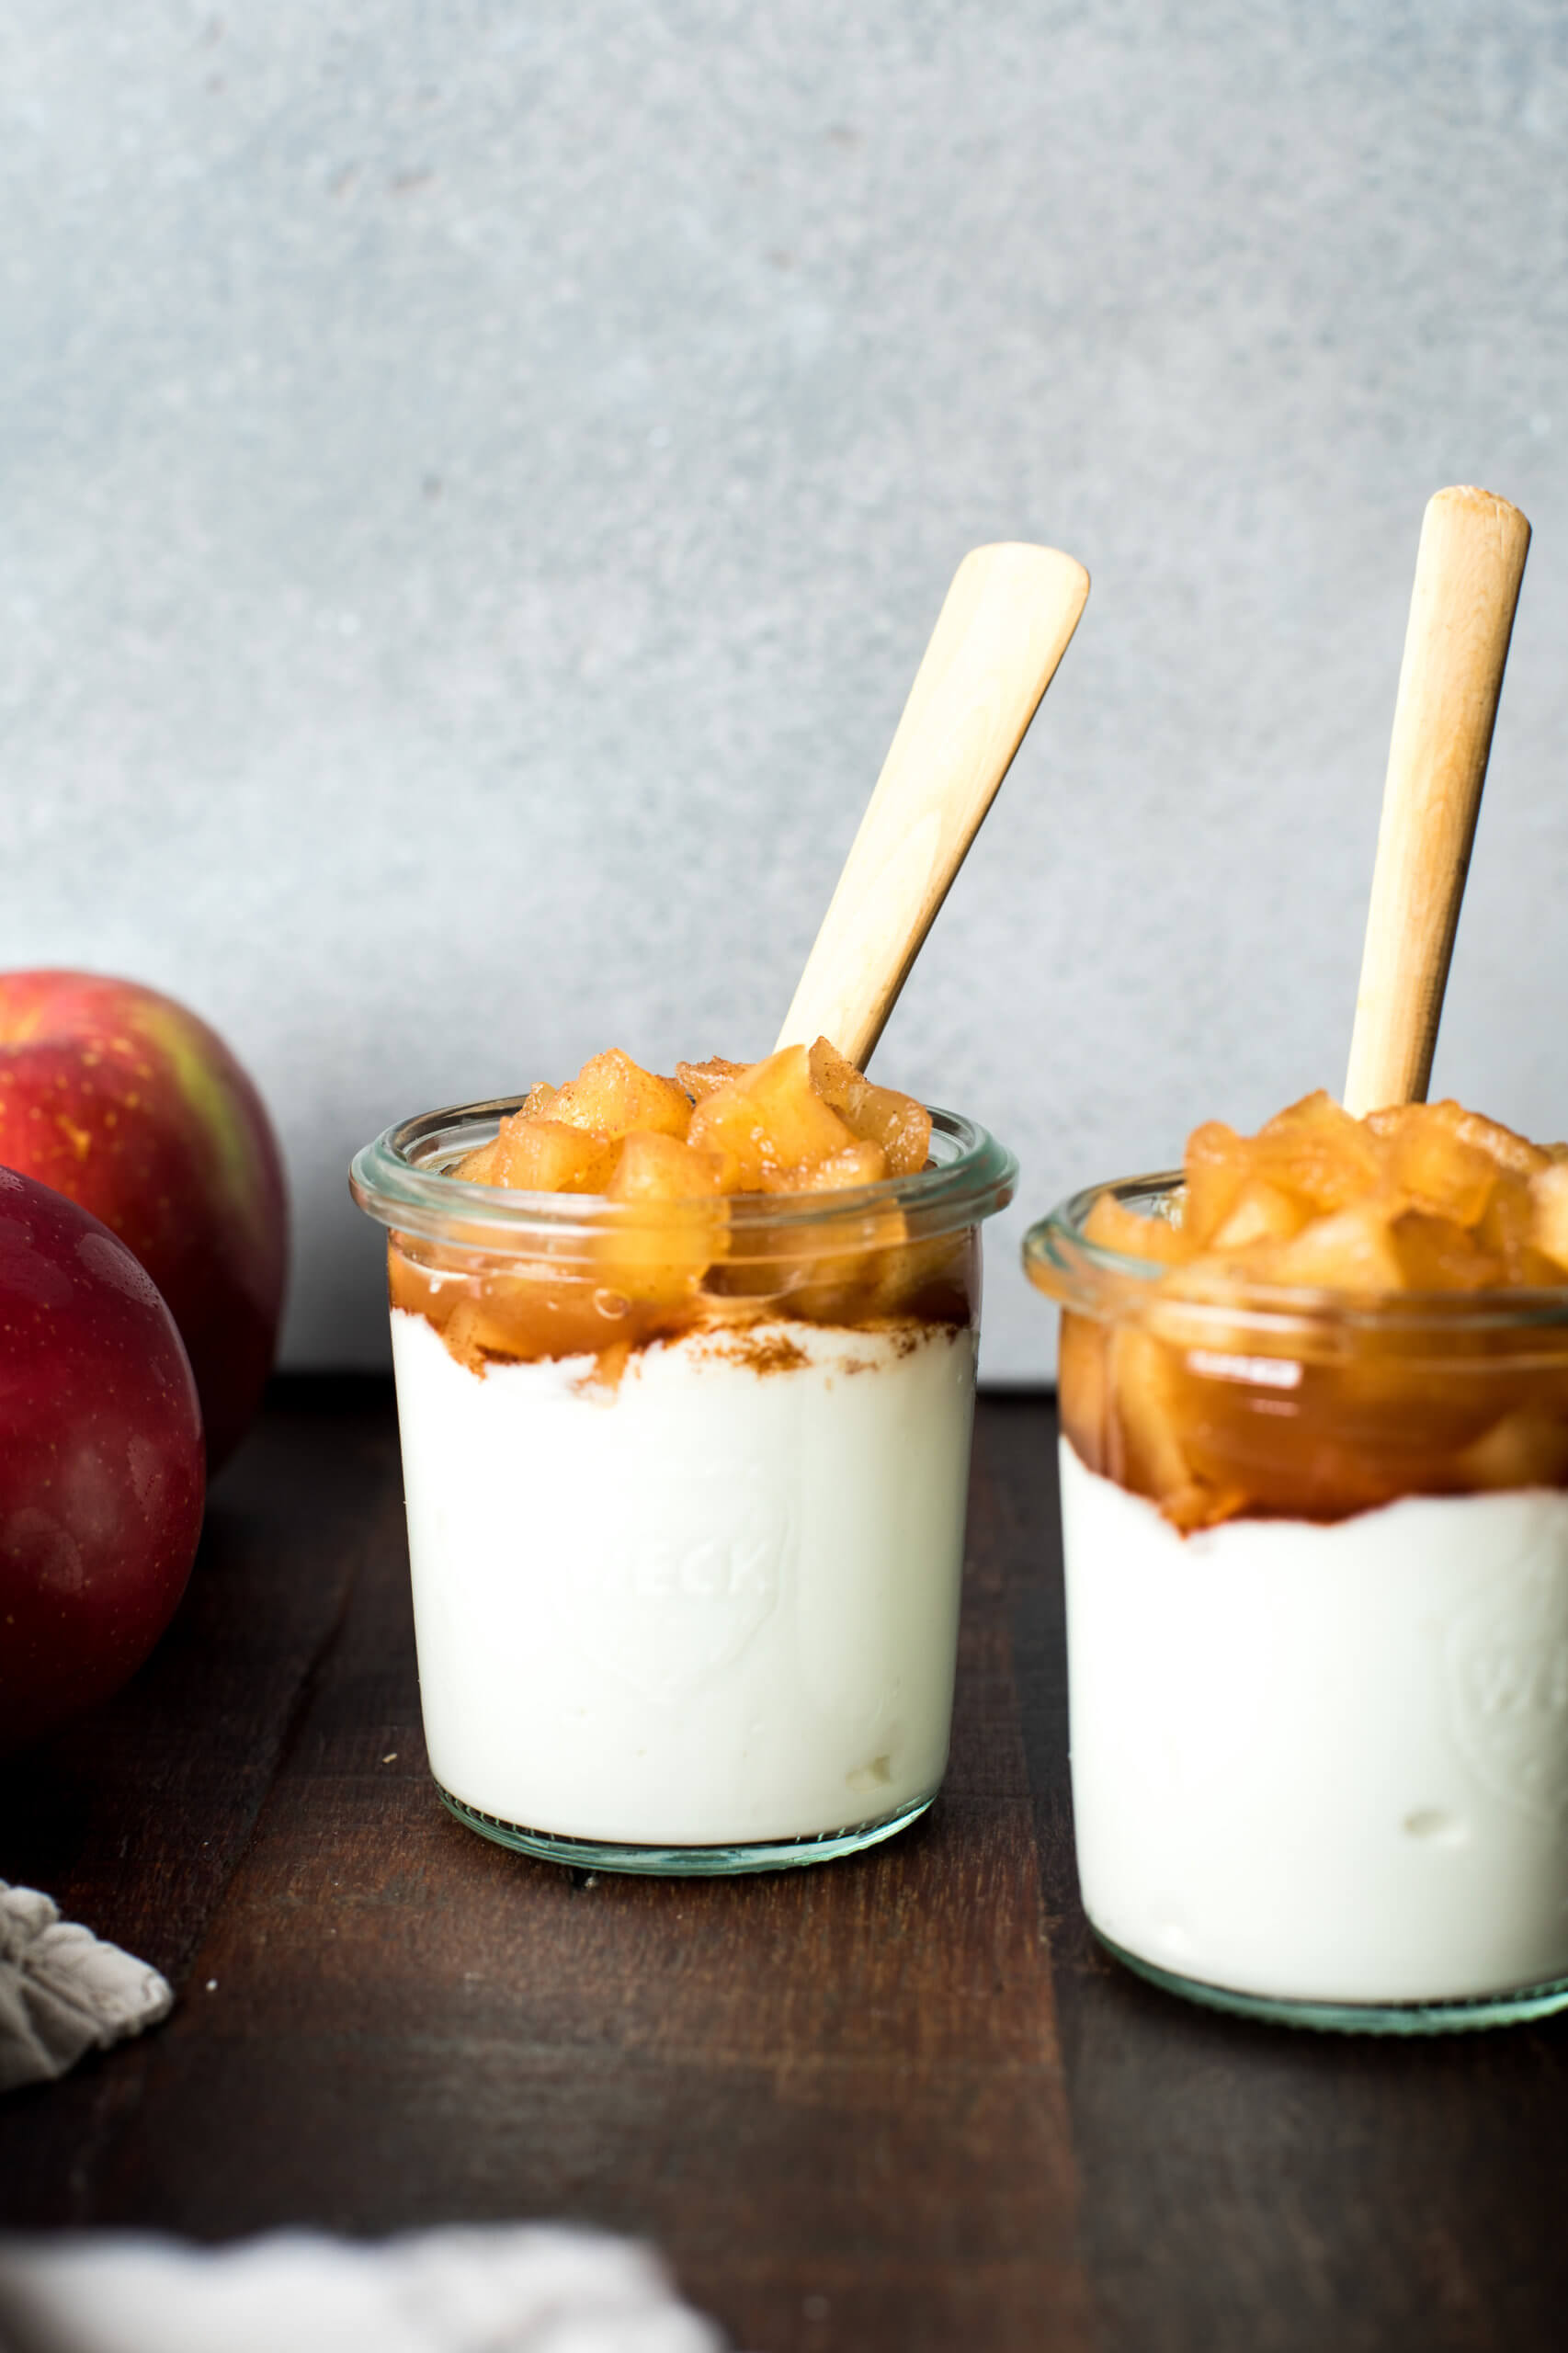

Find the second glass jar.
xmin=1027 ymin=1172 xmax=1568 ymax=2033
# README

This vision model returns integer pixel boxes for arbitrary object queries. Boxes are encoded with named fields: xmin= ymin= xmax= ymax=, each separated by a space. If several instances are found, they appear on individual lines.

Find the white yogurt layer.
xmin=391 ymin=1307 xmax=978 ymax=1847
xmin=1059 ymin=1438 xmax=1568 ymax=2006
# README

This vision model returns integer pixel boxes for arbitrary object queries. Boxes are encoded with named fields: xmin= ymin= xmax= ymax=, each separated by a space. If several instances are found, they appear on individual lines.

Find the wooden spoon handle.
xmin=775 ymin=542 xmax=1089 ymax=1068
xmin=1342 ymin=485 xmax=1531 ymax=1118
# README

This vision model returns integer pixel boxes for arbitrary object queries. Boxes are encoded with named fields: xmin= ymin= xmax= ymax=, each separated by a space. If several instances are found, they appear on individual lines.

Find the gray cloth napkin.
xmin=0 ymin=1885 xmax=172 ymax=2093
xmin=0 ymin=2228 xmax=731 ymax=2353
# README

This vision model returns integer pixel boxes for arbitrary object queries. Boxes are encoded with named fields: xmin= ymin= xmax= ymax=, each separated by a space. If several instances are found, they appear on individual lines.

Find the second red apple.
xmin=0 ymin=970 xmax=288 ymax=1471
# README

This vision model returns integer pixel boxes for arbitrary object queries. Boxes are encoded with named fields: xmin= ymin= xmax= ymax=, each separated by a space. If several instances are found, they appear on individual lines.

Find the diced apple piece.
xmin=436 ymin=1289 xmax=517 ymax=1369
xmin=454 ymin=1137 xmax=506 ymax=1184
xmin=688 ymin=1046 xmax=857 ymax=1180
xmin=676 ymin=1056 xmax=749 ymax=1103
xmin=1254 ymin=1090 xmax=1386 ymax=1214
xmin=1477 ymin=1171 xmax=1540 ymax=1277
xmin=848 ymin=1226 xmax=969 ymax=1320
xmin=762 ymin=1140 xmax=888 ymax=1195
xmin=1454 ymin=1407 xmax=1568 ymax=1492
xmin=436 ymin=1273 xmax=586 ymax=1370
xmin=805 ymin=1038 xmax=858 ymax=1099
xmin=1517 ymin=1247 xmax=1568 ymax=1287
xmin=1374 ymin=1104 xmax=1498 ymax=1226
xmin=519 ymin=1081 xmax=559 ymax=1120
xmin=1531 ymin=1163 xmax=1568 ymax=1271
xmin=494 ymin=1116 xmax=617 ymax=1195
xmin=1083 ymin=1190 xmax=1188 ymax=1265
xmin=1388 ymin=1210 xmax=1503 ymax=1292
xmin=1057 ymin=1310 xmax=1109 ymax=1472
xmin=608 ymin=1131 xmax=730 ymax=1202
xmin=550 ymin=1050 xmax=692 ymax=1142
xmin=1106 ymin=1325 xmax=1193 ymax=1510
xmin=1255 ymin=1200 xmax=1405 ymax=1292
xmin=1210 ymin=1178 xmax=1311 ymax=1251
xmin=596 ymin=1131 xmax=730 ymax=1306
xmin=1167 ymin=1482 xmax=1251 ymax=1532
xmin=1181 ymin=1122 xmax=1252 ymax=1248
xmin=686 ymin=1087 xmax=771 ymax=1189
xmin=1425 ymin=1099 xmax=1551 ymax=1180
xmin=807 ymin=1038 xmax=932 ymax=1176
xmin=743 ymin=1044 xmax=859 ymax=1167
xmin=1259 ymin=1089 xmax=1351 ymax=1136
xmin=777 ymin=1200 xmax=915 ymax=1322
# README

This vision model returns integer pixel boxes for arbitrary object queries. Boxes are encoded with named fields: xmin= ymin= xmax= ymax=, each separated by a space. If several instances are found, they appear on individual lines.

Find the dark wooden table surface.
xmin=4 ymin=1380 xmax=1568 ymax=2351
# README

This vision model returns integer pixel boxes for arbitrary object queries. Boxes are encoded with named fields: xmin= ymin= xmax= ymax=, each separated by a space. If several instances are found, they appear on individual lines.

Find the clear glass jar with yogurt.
xmin=1026 ymin=1171 xmax=1568 ymax=2033
xmin=352 ymin=1096 xmax=1016 ymax=1875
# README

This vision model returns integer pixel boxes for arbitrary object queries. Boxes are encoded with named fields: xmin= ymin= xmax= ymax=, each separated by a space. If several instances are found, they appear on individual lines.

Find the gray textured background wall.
xmin=4 ymin=1 xmax=1566 ymax=1381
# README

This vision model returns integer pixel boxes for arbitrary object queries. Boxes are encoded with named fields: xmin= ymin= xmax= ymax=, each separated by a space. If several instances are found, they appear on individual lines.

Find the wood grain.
xmin=0 ymin=1382 xmax=1092 ymax=2353
xmin=0 ymin=1384 xmax=403 ymax=2232
xmin=7 ymin=1382 xmax=1568 ymax=2350
xmin=776 ymin=543 xmax=1088 ymax=1070
xmin=1343 ymin=485 xmax=1530 ymax=1118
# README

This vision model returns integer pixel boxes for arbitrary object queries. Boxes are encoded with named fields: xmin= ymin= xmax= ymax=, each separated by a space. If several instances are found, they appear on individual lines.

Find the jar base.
xmin=437 ymin=1784 xmax=935 ymax=1876
xmin=1095 ymin=1928 xmax=1568 ymax=2034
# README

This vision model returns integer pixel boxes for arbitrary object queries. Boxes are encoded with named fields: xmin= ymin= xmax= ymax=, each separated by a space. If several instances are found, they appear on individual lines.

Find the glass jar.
xmin=352 ymin=1097 xmax=1017 ymax=1875
xmin=1026 ymin=1171 xmax=1568 ymax=2032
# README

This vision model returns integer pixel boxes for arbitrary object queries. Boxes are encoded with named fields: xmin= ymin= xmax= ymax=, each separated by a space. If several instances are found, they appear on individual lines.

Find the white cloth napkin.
xmin=0 ymin=2228 xmax=731 ymax=2353
xmin=0 ymin=1885 xmax=172 ymax=2093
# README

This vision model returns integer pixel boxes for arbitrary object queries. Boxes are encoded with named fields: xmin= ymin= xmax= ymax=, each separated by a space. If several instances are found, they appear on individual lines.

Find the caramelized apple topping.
xmin=1100 ymin=1092 xmax=1568 ymax=1290
xmin=1051 ymin=1092 xmax=1568 ymax=1531
xmin=453 ymin=1040 xmax=929 ymax=1203
xmin=396 ymin=1040 xmax=960 ymax=1370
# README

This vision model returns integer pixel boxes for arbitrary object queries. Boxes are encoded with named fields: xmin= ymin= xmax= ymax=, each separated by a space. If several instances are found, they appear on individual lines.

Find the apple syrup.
xmin=388 ymin=1040 xmax=976 ymax=1376
xmin=1040 ymin=1092 xmax=1568 ymax=1531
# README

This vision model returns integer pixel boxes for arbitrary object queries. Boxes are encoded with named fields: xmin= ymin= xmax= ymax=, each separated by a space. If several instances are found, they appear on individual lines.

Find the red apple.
xmin=0 ymin=971 xmax=288 ymax=1472
xmin=0 ymin=1165 xmax=205 ymax=1749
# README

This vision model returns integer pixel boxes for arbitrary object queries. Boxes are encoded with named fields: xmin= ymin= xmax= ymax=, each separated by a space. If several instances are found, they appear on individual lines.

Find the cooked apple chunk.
xmin=607 ymin=1131 xmax=731 ymax=1203
xmin=550 ymin=1050 xmax=692 ymax=1142
xmin=1252 ymin=1091 xmax=1385 ymax=1213
xmin=1082 ymin=1191 xmax=1187 ymax=1265
xmin=1180 ymin=1120 xmax=1250 ymax=1249
xmin=761 ymin=1140 xmax=888 ymax=1194
xmin=454 ymin=1137 xmax=505 ymax=1185
xmin=808 ymin=1038 xmax=932 ymax=1176
xmin=595 ymin=1131 xmax=733 ymax=1305
xmin=1209 ymin=1177 xmax=1311 ymax=1255
xmin=688 ymin=1045 xmax=858 ymax=1176
xmin=495 ymin=1117 xmax=618 ymax=1195
xmin=1250 ymin=1199 xmax=1406 ymax=1292
xmin=1373 ymin=1106 xmax=1497 ymax=1226
xmin=675 ymin=1056 xmax=748 ymax=1104
xmin=1533 ymin=1163 xmax=1568 ymax=1271
xmin=681 ymin=1082 xmax=770 ymax=1190
xmin=1455 ymin=1406 xmax=1568 ymax=1492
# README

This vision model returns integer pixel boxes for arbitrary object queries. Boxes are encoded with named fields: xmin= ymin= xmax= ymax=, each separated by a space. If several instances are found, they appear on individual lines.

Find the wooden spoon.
xmin=1342 ymin=485 xmax=1531 ymax=1118
xmin=776 ymin=541 xmax=1089 ymax=1068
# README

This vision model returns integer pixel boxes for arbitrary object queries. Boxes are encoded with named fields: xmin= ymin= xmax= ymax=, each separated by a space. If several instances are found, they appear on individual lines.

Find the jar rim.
xmin=350 ymin=1095 xmax=1017 ymax=1250
xmin=1024 ymin=1169 xmax=1568 ymax=1336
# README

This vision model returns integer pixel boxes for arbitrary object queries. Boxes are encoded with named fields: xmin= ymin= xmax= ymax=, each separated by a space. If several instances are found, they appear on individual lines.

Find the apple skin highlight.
xmin=0 ymin=970 xmax=288 ymax=1472
xmin=0 ymin=1165 xmax=205 ymax=1750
